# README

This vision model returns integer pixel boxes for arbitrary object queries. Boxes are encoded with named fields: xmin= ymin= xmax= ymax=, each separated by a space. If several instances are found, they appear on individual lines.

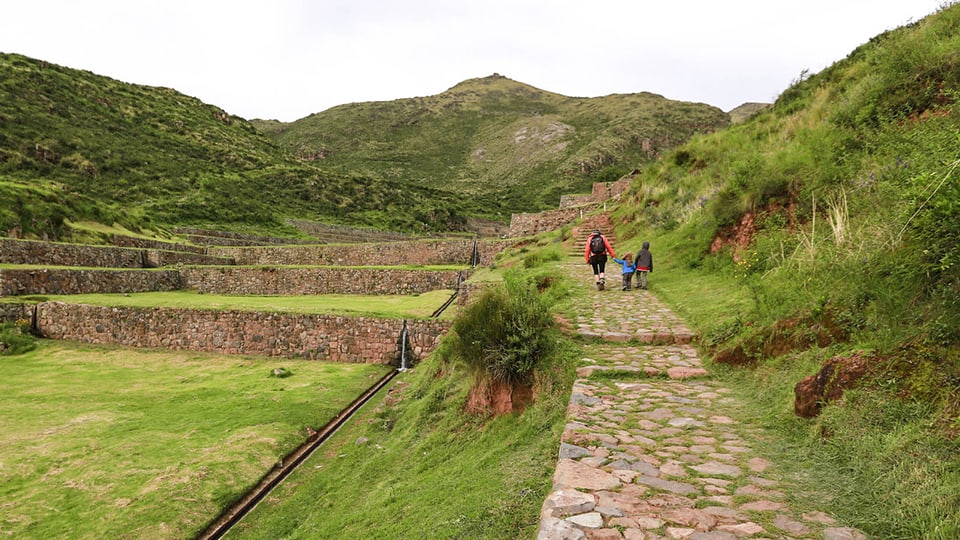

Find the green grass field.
xmin=8 ymin=289 xmax=459 ymax=320
xmin=0 ymin=342 xmax=391 ymax=539
xmin=226 ymin=341 xmax=578 ymax=540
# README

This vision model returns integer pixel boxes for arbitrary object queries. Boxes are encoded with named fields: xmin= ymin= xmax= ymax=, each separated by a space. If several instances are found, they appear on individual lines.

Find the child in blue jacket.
xmin=611 ymin=253 xmax=637 ymax=291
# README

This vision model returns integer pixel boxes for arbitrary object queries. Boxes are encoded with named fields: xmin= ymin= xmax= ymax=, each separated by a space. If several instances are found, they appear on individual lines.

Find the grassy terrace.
xmin=0 ymin=342 xmax=391 ymax=539
xmin=3 ymin=289 xmax=459 ymax=320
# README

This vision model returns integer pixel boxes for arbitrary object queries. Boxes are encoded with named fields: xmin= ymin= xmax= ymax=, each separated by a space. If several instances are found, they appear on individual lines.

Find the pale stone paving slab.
xmin=537 ymin=262 xmax=866 ymax=539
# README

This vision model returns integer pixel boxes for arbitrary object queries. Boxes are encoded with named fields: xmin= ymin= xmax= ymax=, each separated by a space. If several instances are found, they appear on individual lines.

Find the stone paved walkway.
xmin=536 ymin=262 xmax=867 ymax=540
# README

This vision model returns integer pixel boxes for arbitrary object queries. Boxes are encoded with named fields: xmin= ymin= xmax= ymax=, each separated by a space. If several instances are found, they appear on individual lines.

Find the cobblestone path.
xmin=537 ymin=262 xmax=866 ymax=540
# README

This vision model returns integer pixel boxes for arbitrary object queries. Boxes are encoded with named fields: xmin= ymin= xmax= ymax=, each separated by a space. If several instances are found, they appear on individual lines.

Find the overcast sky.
xmin=0 ymin=1 xmax=949 ymax=122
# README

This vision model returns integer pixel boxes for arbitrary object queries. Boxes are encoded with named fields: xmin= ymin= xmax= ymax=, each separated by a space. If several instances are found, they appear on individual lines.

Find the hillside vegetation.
xmin=608 ymin=4 xmax=960 ymax=535
xmin=0 ymin=52 xmax=476 ymax=238
xmin=0 ymin=58 xmax=727 ymax=241
xmin=252 ymin=74 xmax=730 ymax=220
xmin=619 ymin=3 xmax=960 ymax=359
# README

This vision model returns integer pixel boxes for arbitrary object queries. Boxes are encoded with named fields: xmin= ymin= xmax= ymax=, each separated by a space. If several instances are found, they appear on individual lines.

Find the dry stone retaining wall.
xmin=143 ymin=250 xmax=236 ymax=267
xmin=513 ymin=177 xmax=633 ymax=237
xmin=1 ymin=268 xmax=183 ymax=296
xmin=0 ymin=238 xmax=234 ymax=268
xmin=0 ymin=303 xmax=30 ymax=323
xmin=34 ymin=302 xmax=449 ymax=364
xmin=286 ymin=219 xmax=509 ymax=242
xmin=509 ymin=206 xmax=599 ymax=238
xmin=174 ymin=227 xmax=314 ymax=246
xmin=558 ymin=194 xmax=596 ymax=209
xmin=591 ymin=176 xmax=632 ymax=201
xmin=1 ymin=266 xmax=467 ymax=296
xmin=111 ymin=235 xmax=207 ymax=254
xmin=286 ymin=219 xmax=417 ymax=244
xmin=210 ymin=239 xmax=512 ymax=267
xmin=1 ymin=238 xmax=143 ymax=268
xmin=181 ymin=267 xmax=467 ymax=296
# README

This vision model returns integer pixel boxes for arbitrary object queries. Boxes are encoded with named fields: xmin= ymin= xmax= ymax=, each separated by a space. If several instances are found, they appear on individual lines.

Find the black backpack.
xmin=589 ymin=234 xmax=605 ymax=255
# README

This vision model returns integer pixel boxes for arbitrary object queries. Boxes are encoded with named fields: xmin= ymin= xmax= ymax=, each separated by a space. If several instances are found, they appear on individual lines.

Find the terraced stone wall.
xmin=111 ymin=235 xmax=206 ymax=254
xmin=210 ymin=239 xmax=512 ymax=267
xmin=592 ymin=176 xmax=632 ymax=200
xmin=558 ymin=194 xmax=596 ymax=209
xmin=509 ymin=206 xmax=599 ymax=238
xmin=180 ymin=267 xmax=467 ymax=295
xmin=0 ymin=303 xmax=30 ymax=323
xmin=173 ymin=227 xmax=314 ymax=246
xmin=0 ymin=268 xmax=183 ymax=296
xmin=1 ymin=266 xmax=467 ymax=296
xmin=0 ymin=238 xmax=234 ymax=268
xmin=34 ymin=302 xmax=450 ymax=364
xmin=285 ymin=219 xmax=416 ymax=244
xmin=1 ymin=238 xmax=143 ymax=268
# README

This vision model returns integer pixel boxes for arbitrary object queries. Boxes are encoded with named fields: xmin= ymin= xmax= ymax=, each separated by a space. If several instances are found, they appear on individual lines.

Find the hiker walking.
xmin=612 ymin=253 xmax=637 ymax=291
xmin=634 ymin=241 xmax=653 ymax=289
xmin=585 ymin=229 xmax=615 ymax=290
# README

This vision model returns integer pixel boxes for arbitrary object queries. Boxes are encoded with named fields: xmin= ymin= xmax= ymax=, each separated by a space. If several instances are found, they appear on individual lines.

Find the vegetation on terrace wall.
xmin=441 ymin=271 xmax=560 ymax=387
xmin=0 ymin=320 xmax=35 ymax=356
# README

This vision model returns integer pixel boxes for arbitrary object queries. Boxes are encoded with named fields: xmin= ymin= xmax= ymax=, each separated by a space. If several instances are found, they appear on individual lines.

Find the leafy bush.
xmin=442 ymin=272 xmax=557 ymax=387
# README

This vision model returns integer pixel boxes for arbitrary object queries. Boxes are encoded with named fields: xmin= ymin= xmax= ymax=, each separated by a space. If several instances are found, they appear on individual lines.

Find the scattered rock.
xmin=794 ymin=351 xmax=874 ymax=418
xmin=542 ymin=488 xmax=596 ymax=517
xmin=554 ymin=459 xmax=622 ymax=491
xmin=559 ymin=443 xmax=593 ymax=460
xmin=537 ymin=516 xmax=586 ymax=540
xmin=823 ymin=527 xmax=869 ymax=540
xmin=566 ymin=512 xmax=603 ymax=529
xmin=634 ymin=476 xmax=697 ymax=495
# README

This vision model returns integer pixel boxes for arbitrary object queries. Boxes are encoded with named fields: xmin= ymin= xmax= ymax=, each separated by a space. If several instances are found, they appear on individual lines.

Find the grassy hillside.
xmin=607 ymin=5 xmax=960 ymax=535
xmin=1 ymin=59 xmax=727 ymax=240
xmin=0 ymin=53 xmax=472 ymax=238
xmin=617 ymin=5 xmax=960 ymax=354
xmin=252 ymin=74 xmax=730 ymax=220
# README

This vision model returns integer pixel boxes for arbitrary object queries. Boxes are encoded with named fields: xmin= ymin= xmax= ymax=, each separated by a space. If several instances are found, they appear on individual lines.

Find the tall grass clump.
xmin=0 ymin=320 xmax=36 ymax=356
xmin=441 ymin=270 xmax=559 ymax=392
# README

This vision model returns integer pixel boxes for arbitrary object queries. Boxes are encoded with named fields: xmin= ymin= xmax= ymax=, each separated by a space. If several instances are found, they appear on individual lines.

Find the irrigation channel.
xmin=198 ymin=268 xmax=463 ymax=538
xmin=196 ymin=368 xmax=399 ymax=539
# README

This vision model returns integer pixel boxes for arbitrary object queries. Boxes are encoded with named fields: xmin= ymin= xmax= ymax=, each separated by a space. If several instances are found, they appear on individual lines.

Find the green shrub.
xmin=442 ymin=272 xmax=557 ymax=387
xmin=0 ymin=321 xmax=36 ymax=356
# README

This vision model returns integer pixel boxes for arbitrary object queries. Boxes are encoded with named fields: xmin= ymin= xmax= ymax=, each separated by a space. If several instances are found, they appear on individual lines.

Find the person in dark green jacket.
xmin=634 ymin=241 xmax=653 ymax=289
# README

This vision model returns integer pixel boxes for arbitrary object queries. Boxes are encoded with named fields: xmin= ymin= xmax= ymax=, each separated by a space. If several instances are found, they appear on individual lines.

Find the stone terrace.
xmin=0 ymin=234 xmax=511 ymax=366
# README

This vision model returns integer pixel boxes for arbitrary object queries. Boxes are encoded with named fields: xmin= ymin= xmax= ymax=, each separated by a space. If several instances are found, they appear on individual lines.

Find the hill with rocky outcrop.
xmin=252 ymin=74 xmax=731 ymax=220
xmin=1 ymin=57 xmax=728 ymax=241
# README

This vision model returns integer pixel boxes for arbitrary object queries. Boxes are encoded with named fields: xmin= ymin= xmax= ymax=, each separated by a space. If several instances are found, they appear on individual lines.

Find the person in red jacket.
xmin=584 ymin=229 xmax=616 ymax=290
